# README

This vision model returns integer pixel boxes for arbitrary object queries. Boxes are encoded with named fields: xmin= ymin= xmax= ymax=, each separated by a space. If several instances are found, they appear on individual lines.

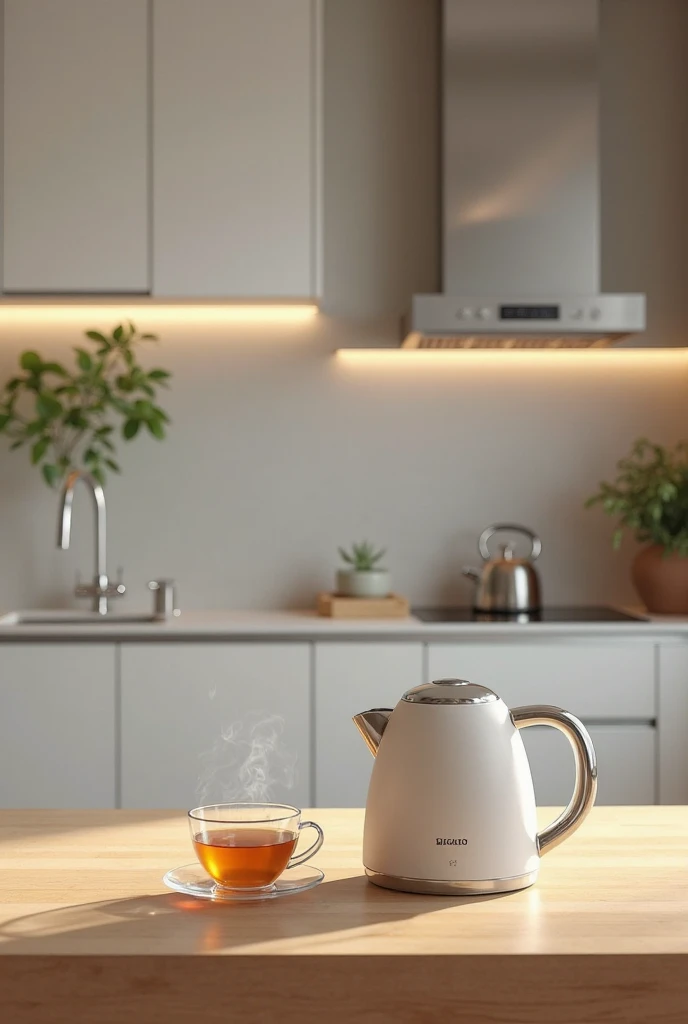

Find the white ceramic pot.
xmin=336 ymin=569 xmax=391 ymax=598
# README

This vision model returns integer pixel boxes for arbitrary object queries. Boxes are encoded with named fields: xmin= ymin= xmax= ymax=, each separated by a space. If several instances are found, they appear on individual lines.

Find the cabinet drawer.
xmin=427 ymin=643 xmax=655 ymax=720
xmin=521 ymin=724 xmax=655 ymax=806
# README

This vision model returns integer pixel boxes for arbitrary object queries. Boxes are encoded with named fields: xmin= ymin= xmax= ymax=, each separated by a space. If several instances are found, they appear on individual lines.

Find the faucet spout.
xmin=58 ymin=470 xmax=107 ymax=577
xmin=57 ymin=470 xmax=117 ymax=614
xmin=352 ymin=709 xmax=393 ymax=757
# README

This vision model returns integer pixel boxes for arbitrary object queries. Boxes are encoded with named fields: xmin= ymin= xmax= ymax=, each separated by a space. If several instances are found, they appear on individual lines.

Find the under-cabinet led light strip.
xmin=336 ymin=348 xmax=688 ymax=366
xmin=0 ymin=304 xmax=319 ymax=325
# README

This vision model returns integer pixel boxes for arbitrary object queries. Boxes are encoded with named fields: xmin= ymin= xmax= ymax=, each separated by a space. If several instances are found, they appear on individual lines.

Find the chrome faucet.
xmin=57 ymin=470 xmax=125 ymax=615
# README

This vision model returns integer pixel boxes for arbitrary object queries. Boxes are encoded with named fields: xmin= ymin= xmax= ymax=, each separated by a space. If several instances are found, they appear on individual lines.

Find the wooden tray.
xmin=317 ymin=592 xmax=410 ymax=619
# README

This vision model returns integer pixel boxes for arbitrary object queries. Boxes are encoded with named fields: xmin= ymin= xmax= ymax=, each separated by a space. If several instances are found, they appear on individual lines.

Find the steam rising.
xmin=196 ymin=712 xmax=297 ymax=805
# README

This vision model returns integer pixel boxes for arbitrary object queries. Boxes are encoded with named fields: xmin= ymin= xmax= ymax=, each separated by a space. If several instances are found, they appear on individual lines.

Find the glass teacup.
xmin=188 ymin=803 xmax=324 ymax=891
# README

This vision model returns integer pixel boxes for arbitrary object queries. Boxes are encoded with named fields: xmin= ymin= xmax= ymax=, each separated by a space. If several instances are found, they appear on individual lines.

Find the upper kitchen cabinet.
xmin=152 ymin=0 xmax=321 ymax=299
xmin=2 ymin=0 xmax=149 ymax=293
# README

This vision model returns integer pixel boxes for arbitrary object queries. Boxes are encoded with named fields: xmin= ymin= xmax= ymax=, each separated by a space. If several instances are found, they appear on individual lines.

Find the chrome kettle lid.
xmin=402 ymin=678 xmax=498 ymax=705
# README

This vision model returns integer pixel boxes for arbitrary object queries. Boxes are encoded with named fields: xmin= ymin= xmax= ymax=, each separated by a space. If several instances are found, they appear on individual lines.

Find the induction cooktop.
xmin=413 ymin=607 xmax=644 ymax=623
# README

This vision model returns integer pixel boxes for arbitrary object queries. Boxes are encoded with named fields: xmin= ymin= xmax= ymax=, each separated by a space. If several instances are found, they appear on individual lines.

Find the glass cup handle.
xmin=288 ymin=821 xmax=324 ymax=868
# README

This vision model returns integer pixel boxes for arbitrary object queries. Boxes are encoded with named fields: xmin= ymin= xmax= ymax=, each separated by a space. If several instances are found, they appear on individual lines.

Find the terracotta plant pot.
xmin=631 ymin=545 xmax=688 ymax=614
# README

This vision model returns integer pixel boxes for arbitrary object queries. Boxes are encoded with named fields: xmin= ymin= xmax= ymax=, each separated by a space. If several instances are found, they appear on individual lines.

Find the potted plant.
xmin=0 ymin=321 xmax=171 ymax=487
xmin=336 ymin=541 xmax=391 ymax=598
xmin=585 ymin=438 xmax=688 ymax=613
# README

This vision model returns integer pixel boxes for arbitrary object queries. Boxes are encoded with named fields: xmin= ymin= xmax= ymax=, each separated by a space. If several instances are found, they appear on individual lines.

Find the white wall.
xmin=0 ymin=0 xmax=685 ymax=613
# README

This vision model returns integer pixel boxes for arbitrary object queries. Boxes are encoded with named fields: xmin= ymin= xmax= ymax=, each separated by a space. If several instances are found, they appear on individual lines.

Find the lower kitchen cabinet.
xmin=314 ymin=642 xmax=424 ymax=807
xmin=120 ymin=643 xmax=311 ymax=809
xmin=520 ymin=724 xmax=656 ymax=806
xmin=0 ymin=644 xmax=115 ymax=808
xmin=0 ymin=633 xmax=679 ymax=810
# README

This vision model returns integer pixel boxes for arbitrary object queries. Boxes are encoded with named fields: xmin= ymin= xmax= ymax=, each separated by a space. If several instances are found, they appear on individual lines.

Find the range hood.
xmin=402 ymin=0 xmax=645 ymax=349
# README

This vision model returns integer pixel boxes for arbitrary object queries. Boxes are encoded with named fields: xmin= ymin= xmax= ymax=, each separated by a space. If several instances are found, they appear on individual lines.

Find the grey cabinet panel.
xmin=427 ymin=643 xmax=655 ymax=720
xmin=521 ymin=724 xmax=656 ymax=807
xmin=152 ymin=0 xmax=318 ymax=297
xmin=314 ymin=643 xmax=424 ymax=807
xmin=0 ymin=644 xmax=115 ymax=808
xmin=657 ymin=645 xmax=688 ymax=803
xmin=120 ymin=643 xmax=311 ymax=809
xmin=3 ymin=0 xmax=148 ymax=292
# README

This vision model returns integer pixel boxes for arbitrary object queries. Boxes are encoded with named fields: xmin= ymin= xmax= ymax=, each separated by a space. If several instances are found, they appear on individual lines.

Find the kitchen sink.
xmin=0 ymin=611 xmax=162 ymax=626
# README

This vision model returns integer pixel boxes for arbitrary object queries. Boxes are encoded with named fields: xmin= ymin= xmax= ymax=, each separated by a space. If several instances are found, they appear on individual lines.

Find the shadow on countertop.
xmin=0 ymin=874 xmax=512 ymax=956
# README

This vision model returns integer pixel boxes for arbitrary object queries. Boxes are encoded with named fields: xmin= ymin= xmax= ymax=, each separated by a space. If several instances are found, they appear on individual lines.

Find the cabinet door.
xmin=520 ymin=724 xmax=656 ymax=806
xmin=153 ymin=0 xmax=318 ymax=297
xmin=314 ymin=643 xmax=424 ymax=807
xmin=0 ymin=644 xmax=115 ymax=808
xmin=427 ymin=643 xmax=655 ymax=720
xmin=657 ymin=645 xmax=688 ymax=803
xmin=120 ymin=644 xmax=311 ymax=808
xmin=3 ymin=0 xmax=148 ymax=292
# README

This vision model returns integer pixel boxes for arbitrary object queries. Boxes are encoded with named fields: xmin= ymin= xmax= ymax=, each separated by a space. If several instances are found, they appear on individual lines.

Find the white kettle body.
xmin=354 ymin=679 xmax=597 ymax=895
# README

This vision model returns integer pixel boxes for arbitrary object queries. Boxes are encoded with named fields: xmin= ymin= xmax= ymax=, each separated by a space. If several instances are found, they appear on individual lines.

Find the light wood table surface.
xmin=0 ymin=806 xmax=687 ymax=1022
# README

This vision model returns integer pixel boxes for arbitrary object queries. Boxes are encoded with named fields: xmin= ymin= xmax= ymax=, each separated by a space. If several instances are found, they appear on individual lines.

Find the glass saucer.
xmin=163 ymin=862 xmax=324 ymax=902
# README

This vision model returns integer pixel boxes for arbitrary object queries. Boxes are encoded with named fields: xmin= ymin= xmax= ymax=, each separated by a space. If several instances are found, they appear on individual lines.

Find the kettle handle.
xmin=479 ymin=524 xmax=542 ymax=562
xmin=512 ymin=705 xmax=597 ymax=855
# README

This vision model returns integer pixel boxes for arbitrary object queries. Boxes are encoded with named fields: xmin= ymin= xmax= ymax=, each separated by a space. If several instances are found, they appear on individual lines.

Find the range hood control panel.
xmin=401 ymin=293 xmax=647 ymax=349
xmin=450 ymin=297 xmax=636 ymax=331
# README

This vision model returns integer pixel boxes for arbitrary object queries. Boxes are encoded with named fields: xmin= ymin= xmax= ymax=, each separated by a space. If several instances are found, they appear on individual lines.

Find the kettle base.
xmin=364 ymin=867 xmax=538 ymax=896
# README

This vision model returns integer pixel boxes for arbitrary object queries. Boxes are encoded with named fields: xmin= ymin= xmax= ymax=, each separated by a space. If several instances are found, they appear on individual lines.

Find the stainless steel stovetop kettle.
xmin=463 ymin=523 xmax=542 ymax=613
xmin=354 ymin=679 xmax=597 ymax=896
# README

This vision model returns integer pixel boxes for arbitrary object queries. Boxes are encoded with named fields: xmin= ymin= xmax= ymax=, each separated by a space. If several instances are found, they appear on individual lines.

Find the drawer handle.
xmin=512 ymin=705 xmax=597 ymax=855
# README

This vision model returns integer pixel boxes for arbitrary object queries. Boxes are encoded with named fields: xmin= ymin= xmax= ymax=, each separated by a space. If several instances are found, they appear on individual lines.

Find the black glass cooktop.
xmin=414 ymin=606 xmax=643 ymax=623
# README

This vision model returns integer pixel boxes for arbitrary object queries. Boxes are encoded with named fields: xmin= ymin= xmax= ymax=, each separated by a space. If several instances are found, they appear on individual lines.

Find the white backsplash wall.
xmin=0 ymin=0 xmax=686 ymax=613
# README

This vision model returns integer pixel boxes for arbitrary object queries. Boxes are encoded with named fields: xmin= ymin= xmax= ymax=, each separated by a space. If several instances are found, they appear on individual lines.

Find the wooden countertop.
xmin=0 ymin=807 xmax=687 ymax=1022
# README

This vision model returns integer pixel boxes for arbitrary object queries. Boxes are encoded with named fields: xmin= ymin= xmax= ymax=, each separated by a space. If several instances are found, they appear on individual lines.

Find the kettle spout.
xmin=352 ymin=708 xmax=393 ymax=756
xmin=461 ymin=565 xmax=481 ymax=584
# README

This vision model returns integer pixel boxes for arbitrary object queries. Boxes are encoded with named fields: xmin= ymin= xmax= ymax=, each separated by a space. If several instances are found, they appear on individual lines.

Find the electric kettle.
xmin=353 ymin=679 xmax=596 ymax=895
xmin=462 ymin=523 xmax=542 ymax=613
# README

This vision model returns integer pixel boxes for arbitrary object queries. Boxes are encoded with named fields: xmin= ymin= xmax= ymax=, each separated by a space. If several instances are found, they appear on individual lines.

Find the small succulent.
xmin=338 ymin=541 xmax=387 ymax=572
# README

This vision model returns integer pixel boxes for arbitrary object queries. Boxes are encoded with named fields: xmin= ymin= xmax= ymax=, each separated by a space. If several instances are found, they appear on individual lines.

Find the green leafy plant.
xmin=0 ymin=321 xmax=171 ymax=488
xmin=585 ymin=438 xmax=688 ymax=555
xmin=338 ymin=541 xmax=387 ymax=572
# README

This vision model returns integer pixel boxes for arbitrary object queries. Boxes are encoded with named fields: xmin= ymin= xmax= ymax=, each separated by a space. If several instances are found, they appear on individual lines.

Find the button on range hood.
xmin=402 ymin=0 xmax=645 ymax=350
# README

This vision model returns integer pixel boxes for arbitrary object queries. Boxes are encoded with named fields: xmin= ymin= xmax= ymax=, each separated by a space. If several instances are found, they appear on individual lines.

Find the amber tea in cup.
xmin=193 ymin=827 xmax=296 ymax=888
xmin=188 ymin=803 xmax=324 ymax=891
